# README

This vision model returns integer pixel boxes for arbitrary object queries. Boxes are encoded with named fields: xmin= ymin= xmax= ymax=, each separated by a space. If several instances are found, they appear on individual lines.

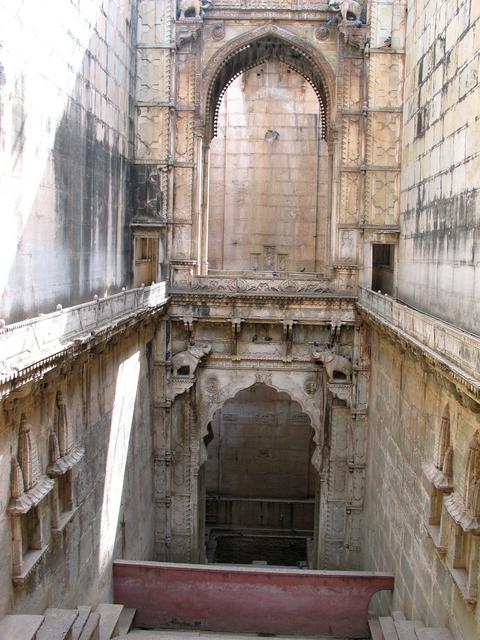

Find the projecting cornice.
xmin=357 ymin=288 xmax=480 ymax=410
xmin=0 ymin=284 xmax=169 ymax=400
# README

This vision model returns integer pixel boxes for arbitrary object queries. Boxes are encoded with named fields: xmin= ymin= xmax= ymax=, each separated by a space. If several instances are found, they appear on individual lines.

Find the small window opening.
xmin=177 ymin=365 xmax=190 ymax=376
xmin=372 ymin=244 xmax=394 ymax=295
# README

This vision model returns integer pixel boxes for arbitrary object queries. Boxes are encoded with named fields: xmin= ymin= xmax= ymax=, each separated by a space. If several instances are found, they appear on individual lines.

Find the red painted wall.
xmin=113 ymin=560 xmax=394 ymax=638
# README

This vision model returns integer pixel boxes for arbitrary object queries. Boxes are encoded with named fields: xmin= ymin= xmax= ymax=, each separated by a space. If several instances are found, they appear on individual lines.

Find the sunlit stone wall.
xmin=208 ymin=61 xmax=327 ymax=273
xmin=0 ymin=0 xmax=136 ymax=323
xmin=363 ymin=327 xmax=480 ymax=638
xmin=397 ymin=0 xmax=480 ymax=332
xmin=0 ymin=329 xmax=155 ymax=616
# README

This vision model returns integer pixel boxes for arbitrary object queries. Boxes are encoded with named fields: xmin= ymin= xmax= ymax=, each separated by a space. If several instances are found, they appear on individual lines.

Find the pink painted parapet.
xmin=113 ymin=560 xmax=394 ymax=638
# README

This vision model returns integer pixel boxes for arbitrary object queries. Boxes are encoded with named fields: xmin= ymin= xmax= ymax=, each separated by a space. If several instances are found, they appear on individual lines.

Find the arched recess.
xmin=196 ymin=25 xmax=336 ymax=274
xmin=196 ymin=368 xmax=324 ymax=463
xmin=195 ymin=368 xmax=325 ymax=566
xmin=201 ymin=24 xmax=336 ymax=142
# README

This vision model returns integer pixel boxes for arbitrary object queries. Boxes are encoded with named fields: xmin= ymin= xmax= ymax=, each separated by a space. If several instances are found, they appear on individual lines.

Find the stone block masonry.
xmin=0 ymin=0 xmax=138 ymax=323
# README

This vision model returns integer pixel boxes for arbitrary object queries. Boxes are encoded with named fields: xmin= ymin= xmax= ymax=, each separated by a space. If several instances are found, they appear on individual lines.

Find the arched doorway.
xmin=199 ymin=383 xmax=317 ymax=567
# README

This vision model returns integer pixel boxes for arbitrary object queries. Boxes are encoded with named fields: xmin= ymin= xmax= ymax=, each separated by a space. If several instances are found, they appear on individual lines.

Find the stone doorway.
xmin=199 ymin=383 xmax=317 ymax=567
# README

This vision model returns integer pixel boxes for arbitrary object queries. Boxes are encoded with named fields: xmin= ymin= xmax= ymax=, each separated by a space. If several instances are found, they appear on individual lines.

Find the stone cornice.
xmin=0 ymin=284 xmax=169 ymax=400
xmin=169 ymin=289 xmax=357 ymax=305
xmin=357 ymin=288 xmax=480 ymax=409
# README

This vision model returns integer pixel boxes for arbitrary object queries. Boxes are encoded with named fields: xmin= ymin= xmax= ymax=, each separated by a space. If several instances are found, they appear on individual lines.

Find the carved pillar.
xmin=152 ymin=320 xmax=173 ymax=560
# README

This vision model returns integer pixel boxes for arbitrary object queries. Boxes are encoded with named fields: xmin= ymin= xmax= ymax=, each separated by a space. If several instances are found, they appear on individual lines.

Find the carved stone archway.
xmin=195 ymin=366 xmax=325 ymax=566
xmin=194 ymin=24 xmax=337 ymax=275
xmin=196 ymin=366 xmax=324 ymax=468
xmin=200 ymin=24 xmax=336 ymax=141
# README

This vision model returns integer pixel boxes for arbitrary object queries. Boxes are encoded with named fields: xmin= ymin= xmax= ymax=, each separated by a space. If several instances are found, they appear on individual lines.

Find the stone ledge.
xmin=12 ymin=545 xmax=48 ymax=586
xmin=357 ymin=287 xmax=480 ymax=405
xmin=52 ymin=506 xmax=79 ymax=535
xmin=0 ymin=283 xmax=169 ymax=399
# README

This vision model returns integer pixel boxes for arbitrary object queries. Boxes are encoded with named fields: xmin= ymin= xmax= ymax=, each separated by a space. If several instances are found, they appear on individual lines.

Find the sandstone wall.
xmin=208 ymin=61 xmax=326 ymax=273
xmin=363 ymin=327 xmax=480 ymax=638
xmin=0 ymin=329 xmax=155 ymax=617
xmin=397 ymin=0 xmax=480 ymax=333
xmin=0 ymin=0 xmax=136 ymax=323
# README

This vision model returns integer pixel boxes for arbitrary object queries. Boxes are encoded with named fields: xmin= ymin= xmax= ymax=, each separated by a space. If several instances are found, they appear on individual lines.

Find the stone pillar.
xmin=152 ymin=320 xmax=172 ymax=560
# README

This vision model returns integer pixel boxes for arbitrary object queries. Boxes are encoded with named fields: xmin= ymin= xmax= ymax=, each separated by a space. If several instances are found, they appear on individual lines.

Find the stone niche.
xmin=208 ymin=60 xmax=329 ymax=273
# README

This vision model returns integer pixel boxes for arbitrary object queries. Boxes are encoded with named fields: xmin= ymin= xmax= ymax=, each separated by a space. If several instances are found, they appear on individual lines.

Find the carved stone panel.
xmin=342 ymin=57 xmax=363 ymax=110
xmin=367 ymin=113 xmax=401 ymax=166
xmin=137 ymin=0 xmax=173 ymax=46
xmin=173 ymin=167 xmax=194 ymax=221
xmin=175 ymin=112 xmax=195 ymax=163
xmin=327 ymin=502 xmax=347 ymax=540
xmin=172 ymin=224 xmax=193 ymax=260
xmin=176 ymin=55 xmax=196 ymax=108
xmin=369 ymin=55 xmax=404 ymax=109
xmin=338 ymin=229 xmax=358 ymax=264
xmin=365 ymin=170 xmax=400 ymax=225
xmin=136 ymin=107 xmax=170 ymax=161
xmin=137 ymin=49 xmax=172 ymax=103
xmin=342 ymin=117 xmax=362 ymax=165
xmin=339 ymin=172 xmax=362 ymax=224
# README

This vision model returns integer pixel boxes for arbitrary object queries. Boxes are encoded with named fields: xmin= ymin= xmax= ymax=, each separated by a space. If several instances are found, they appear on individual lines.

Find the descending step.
xmin=369 ymin=619 xmax=384 ymax=640
xmin=379 ymin=617 xmax=399 ymax=640
xmin=0 ymin=615 xmax=44 ymax=640
xmin=116 ymin=632 xmax=348 ymax=639
xmin=37 ymin=609 xmax=79 ymax=640
xmin=117 ymin=608 xmax=136 ymax=636
xmin=78 ymin=612 xmax=100 ymax=640
xmin=95 ymin=604 xmax=124 ymax=640
xmin=395 ymin=620 xmax=421 ymax=640
xmin=415 ymin=630 xmax=453 ymax=640
xmin=72 ymin=607 xmax=100 ymax=640
xmin=72 ymin=608 xmax=92 ymax=640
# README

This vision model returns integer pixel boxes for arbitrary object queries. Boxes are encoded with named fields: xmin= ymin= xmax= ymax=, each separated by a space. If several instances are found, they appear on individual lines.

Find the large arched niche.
xmin=196 ymin=368 xmax=324 ymax=468
xmin=197 ymin=380 xmax=321 ymax=566
xmin=197 ymin=26 xmax=336 ymax=275
xmin=201 ymin=25 xmax=336 ymax=141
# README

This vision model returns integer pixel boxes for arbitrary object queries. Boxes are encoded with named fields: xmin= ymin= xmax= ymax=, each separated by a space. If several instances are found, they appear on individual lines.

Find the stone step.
xmin=117 ymin=608 xmax=136 ymax=636
xmin=395 ymin=621 xmax=420 ymax=640
xmin=368 ymin=619 xmax=384 ymax=640
xmin=95 ymin=604 xmax=124 ymax=640
xmin=392 ymin=611 xmax=406 ymax=621
xmin=37 ymin=609 xmax=79 ymax=640
xmin=0 ymin=614 xmax=44 ymax=640
xmin=72 ymin=607 xmax=92 ymax=640
xmin=116 ymin=633 xmax=348 ymax=639
xmin=415 ymin=630 xmax=453 ymax=640
xmin=78 ymin=612 xmax=100 ymax=640
xmin=379 ymin=617 xmax=399 ymax=640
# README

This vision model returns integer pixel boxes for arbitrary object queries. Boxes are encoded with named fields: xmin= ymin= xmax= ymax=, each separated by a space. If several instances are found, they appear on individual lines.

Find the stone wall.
xmin=0 ymin=0 xmax=136 ymax=323
xmin=208 ymin=61 xmax=326 ymax=273
xmin=363 ymin=326 xmax=480 ymax=638
xmin=0 ymin=328 xmax=156 ymax=617
xmin=397 ymin=0 xmax=480 ymax=333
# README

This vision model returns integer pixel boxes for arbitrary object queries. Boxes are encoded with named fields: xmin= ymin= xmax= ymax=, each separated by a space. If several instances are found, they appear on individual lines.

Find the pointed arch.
xmin=202 ymin=25 xmax=335 ymax=141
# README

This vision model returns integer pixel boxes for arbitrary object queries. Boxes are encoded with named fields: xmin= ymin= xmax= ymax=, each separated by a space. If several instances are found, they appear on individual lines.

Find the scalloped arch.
xmin=202 ymin=24 xmax=335 ymax=141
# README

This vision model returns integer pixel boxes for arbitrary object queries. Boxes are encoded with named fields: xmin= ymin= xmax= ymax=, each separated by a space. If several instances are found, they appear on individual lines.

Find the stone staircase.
xmin=369 ymin=612 xmax=454 ymax=640
xmin=0 ymin=603 xmax=136 ymax=640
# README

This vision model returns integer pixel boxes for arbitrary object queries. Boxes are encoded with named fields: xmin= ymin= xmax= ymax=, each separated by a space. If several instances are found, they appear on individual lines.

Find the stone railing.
xmin=358 ymin=287 xmax=480 ymax=393
xmin=0 ymin=283 xmax=168 ymax=390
